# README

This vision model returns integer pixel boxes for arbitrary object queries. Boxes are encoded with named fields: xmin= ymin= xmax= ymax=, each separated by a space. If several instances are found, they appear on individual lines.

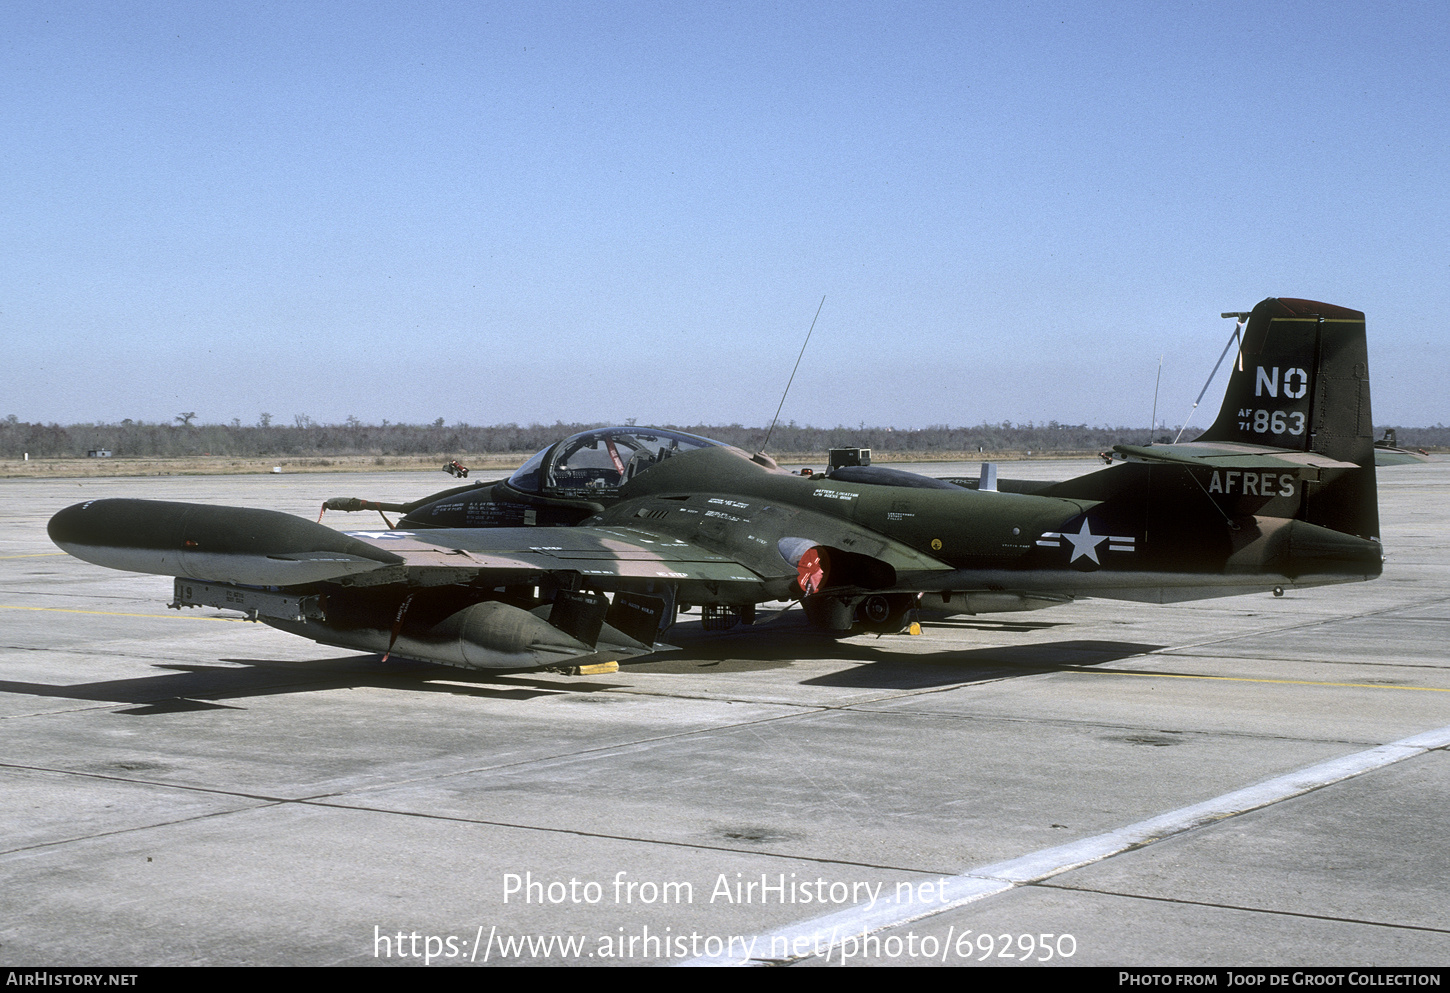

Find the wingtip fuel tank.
xmin=48 ymin=499 xmax=405 ymax=587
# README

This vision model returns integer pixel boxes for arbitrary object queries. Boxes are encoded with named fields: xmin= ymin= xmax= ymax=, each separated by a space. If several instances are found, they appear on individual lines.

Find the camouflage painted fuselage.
xmin=48 ymin=297 xmax=1384 ymax=669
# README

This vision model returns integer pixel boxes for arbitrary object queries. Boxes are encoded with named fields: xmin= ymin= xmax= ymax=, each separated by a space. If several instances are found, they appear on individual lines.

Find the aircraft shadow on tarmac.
xmin=796 ymin=639 xmax=1165 ymax=689
xmin=620 ymin=613 xmax=1155 ymax=689
xmin=0 ymin=620 xmax=1161 ymax=711
xmin=629 ymin=622 xmax=1162 ymax=689
xmin=0 ymin=656 xmax=588 ymax=714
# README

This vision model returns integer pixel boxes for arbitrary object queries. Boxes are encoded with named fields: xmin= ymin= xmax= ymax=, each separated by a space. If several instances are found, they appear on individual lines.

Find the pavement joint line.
xmin=0 ymin=644 xmax=361 ymax=667
xmin=0 ymin=702 xmax=149 ymax=720
xmin=0 ymin=761 xmax=317 ymax=806
xmin=0 ymin=677 xmax=391 ymax=710
xmin=0 ymin=801 xmax=285 ymax=861
xmin=1157 ymin=653 xmax=1450 ymax=671
xmin=737 ymin=723 xmax=874 ymax=832
xmin=799 ymin=595 xmax=1450 ymax=707
xmin=821 ymin=705 xmax=1401 ymax=748
xmin=0 ymin=667 xmax=864 ymax=758
xmin=0 ymin=588 xmax=168 ymax=600
xmin=681 ymin=720 xmax=1450 ymax=967
xmin=603 ymin=687 xmax=850 ymax=708
xmin=601 ymin=675 xmax=1029 ymax=709
xmin=1035 ymin=881 xmax=1450 ymax=936
xmin=0 ymin=604 xmax=246 ymax=621
xmin=311 ymin=704 xmax=847 ymax=798
xmin=295 ymin=796 xmax=965 ymax=874
xmin=0 ymin=760 xmax=962 ymax=874
xmin=1058 ymin=666 xmax=1450 ymax=692
xmin=667 ymin=655 xmax=1450 ymax=719
xmin=1135 ymin=594 xmax=1450 ymax=660
xmin=0 ymin=703 xmax=849 ymax=809
xmin=9 ymin=659 xmax=1426 ymax=746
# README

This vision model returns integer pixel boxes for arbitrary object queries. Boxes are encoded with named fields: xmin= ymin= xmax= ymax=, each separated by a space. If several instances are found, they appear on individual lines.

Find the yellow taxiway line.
xmin=1064 ymin=665 xmax=1450 ymax=693
xmin=0 ymin=604 xmax=245 ymax=622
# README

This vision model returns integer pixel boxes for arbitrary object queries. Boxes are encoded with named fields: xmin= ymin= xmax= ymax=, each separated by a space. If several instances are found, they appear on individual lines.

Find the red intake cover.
xmin=797 ymin=546 xmax=829 ymax=595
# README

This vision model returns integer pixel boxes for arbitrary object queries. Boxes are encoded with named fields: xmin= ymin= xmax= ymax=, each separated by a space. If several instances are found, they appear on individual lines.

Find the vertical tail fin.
xmin=1195 ymin=297 xmax=1377 ymax=538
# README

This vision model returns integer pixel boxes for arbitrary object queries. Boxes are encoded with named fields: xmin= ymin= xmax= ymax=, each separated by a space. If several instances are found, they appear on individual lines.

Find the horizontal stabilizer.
xmin=1112 ymin=444 xmax=1359 ymax=471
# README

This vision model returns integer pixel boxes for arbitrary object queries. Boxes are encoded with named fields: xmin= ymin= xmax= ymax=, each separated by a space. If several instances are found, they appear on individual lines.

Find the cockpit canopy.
xmin=506 ymin=427 xmax=725 ymax=499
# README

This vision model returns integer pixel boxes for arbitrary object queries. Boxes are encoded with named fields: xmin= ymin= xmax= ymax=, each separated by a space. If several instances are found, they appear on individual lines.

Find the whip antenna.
xmin=1149 ymin=355 xmax=1163 ymax=444
xmin=759 ymin=295 xmax=826 ymax=454
xmin=1171 ymin=313 xmax=1246 ymax=444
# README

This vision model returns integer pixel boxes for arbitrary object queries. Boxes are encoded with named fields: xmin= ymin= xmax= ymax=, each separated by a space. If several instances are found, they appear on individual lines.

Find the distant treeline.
xmin=2 ymin=414 xmax=1446 ymax=459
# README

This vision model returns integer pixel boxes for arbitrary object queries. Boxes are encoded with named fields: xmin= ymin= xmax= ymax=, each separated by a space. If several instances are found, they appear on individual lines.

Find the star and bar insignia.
xmin=1036 ymin=519 xmax=1136 ymax=565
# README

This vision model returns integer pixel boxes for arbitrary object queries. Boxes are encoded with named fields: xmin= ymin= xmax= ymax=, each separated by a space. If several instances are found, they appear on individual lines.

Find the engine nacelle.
xmin=778 ymin=538 xmax=896 ymax=595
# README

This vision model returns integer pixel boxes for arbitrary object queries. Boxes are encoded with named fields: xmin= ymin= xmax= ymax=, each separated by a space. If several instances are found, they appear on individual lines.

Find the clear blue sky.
xmin=3 ymin=1 xmax=1446 ymax=429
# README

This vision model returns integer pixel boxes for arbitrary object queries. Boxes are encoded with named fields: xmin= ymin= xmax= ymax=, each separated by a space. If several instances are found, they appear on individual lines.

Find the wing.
xmin=339 ymin=524 xmax=773 ymax=596
xmin=49 ymin=499 xmax=793 ymax=669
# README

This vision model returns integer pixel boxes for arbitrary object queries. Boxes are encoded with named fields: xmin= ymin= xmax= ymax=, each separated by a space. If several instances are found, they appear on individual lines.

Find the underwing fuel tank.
xmin=47 ymin=499 xmax=404 ymax=586
xmin=261 ymin=600 xmax=657 ymax=670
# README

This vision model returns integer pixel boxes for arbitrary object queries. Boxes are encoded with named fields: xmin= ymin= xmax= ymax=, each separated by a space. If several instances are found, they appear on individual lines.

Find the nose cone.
xmin=48 ymin=498 xmax=404 ymax=586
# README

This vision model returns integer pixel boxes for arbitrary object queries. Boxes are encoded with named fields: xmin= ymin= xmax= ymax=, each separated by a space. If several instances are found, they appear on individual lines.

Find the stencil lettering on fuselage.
xmin=1208 ymin=471 xmax=1296 ymax=497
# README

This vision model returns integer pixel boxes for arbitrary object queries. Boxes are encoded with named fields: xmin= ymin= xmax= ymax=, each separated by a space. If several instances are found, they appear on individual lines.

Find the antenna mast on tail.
xmin=1170 ymin=312 xmax=1248 ymax=445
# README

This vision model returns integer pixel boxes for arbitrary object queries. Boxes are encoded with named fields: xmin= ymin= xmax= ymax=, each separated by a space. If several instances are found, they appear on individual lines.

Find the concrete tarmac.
xmin=1 ymin=460 xmax=1446 ymax=967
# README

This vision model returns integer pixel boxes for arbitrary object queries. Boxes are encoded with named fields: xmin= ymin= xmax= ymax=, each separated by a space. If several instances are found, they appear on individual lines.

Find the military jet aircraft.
xmin=48 ymin=297 xmax=1383 ymax=672
xmin=1371 ymin=428 xmax=1432 ymax=466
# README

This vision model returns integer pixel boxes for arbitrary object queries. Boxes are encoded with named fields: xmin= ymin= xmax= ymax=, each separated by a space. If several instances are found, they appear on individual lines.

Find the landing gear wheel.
xmin=857 ymin=593 xmax=917 ymax=633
